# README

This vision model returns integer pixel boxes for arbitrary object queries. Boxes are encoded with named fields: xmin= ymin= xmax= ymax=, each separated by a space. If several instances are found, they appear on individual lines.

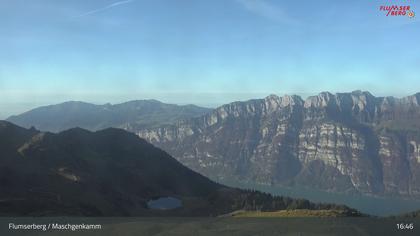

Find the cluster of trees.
xmin=398 ymin=210 xmax=420 ymax=218
xmin=208 ymin=188 xmax=363 ymax=216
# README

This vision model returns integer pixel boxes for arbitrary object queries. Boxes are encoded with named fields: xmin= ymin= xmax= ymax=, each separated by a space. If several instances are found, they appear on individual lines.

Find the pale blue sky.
xmin=0 ymin=0 xmax=419 ymax=118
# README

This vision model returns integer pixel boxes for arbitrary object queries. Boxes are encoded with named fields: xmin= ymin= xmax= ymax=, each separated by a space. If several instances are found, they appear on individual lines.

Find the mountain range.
xmin=7 ymin=100 xmax=210 ymax=133
xmin=6 ymin=91 xmax=420 ymax=199
xmin=137 ymin=91 xmax=420 ymax=198
xmin=0 ymin=121 xmax=358 ymax=216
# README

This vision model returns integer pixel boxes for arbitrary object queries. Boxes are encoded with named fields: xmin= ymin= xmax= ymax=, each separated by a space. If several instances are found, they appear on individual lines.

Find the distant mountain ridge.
xmin=7 ymin=100 xmax=211 ymax=133
xmin=137 ymin=91 xmax=420 ymax=198
xmin=0 ymin=121 xmax=360 ymax=216
xmin=6 ymin=92 xmax=420 ymax=198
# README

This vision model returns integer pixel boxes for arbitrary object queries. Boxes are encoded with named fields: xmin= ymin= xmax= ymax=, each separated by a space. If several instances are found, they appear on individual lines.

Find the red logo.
xmin=379 ymin=5 xmax=414 ymax=17
xmin=407 ymin=11 xmax=415 ymax=18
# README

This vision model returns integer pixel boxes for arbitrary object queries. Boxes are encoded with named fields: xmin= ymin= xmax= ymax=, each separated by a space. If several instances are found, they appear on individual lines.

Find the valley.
xmin=5 ymin=91 xmax=420 ymax=217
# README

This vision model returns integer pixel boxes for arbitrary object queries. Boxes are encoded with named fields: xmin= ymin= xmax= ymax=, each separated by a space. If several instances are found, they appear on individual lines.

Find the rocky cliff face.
xmin=138 ymin=91 xmax=420 ymax=198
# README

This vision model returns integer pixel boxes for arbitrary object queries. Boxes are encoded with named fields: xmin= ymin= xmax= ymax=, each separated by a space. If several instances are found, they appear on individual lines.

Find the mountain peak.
xmin=0 ymin=120 xmax=27 ymax=131
xmin=304 ymin=92 xmax=335 ymax=108
xmin=280 ymin=94 xmax=303 ymax=107
xmin=350 ymin=90 xmax=374 ymax=98
xmin=265 ymin=94 xmax=280 ymax=100
xmin=261 ymin=94 xmax=303 ymax=113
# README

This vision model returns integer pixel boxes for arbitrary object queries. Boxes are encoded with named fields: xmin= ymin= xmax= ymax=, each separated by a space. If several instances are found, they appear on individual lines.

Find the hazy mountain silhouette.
xmin=7 ymin=100 xmax=211 ymax=133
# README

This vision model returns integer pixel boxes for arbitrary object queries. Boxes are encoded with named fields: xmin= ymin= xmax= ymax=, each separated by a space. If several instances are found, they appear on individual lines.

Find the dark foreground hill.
xmin=0 ymin=121 xmax=360 ymax=216
xmin=6 ymin=100 xmax=211 ymax=132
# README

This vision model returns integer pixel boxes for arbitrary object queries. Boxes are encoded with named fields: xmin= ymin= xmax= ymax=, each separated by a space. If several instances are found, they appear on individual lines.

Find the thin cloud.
xmin=236 ymin=0 xmax=298 ymax=25
xmin=73 ymin=0 xmax=134 ymax=18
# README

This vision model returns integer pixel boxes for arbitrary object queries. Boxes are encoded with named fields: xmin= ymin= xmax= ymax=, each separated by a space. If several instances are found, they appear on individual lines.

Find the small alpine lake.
xmin=147 ymin=197 xmax=182 ymax=210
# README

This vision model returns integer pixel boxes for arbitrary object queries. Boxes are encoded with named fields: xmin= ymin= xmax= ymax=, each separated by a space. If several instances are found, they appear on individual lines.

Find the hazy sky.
xmin=0 ymin=0 xmax=419 ymax=118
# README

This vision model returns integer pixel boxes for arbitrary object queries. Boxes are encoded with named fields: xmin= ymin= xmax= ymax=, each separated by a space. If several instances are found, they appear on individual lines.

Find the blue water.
xmin=147 ymin=197 xmax=182 ymax=210
xmin=219 ymin=180 xmax=420 ymax=216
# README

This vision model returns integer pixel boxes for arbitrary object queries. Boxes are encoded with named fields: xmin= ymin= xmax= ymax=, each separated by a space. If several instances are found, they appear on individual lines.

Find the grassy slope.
xmin=232 ymin=209 xmax=351 ymax=218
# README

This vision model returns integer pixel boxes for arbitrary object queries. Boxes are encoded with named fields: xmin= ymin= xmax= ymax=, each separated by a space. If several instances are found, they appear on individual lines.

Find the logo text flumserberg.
xmin=9 ymin=223 xmax=47 ymax=231
xmin=51 ymin=223 xmax=102 ymax=231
